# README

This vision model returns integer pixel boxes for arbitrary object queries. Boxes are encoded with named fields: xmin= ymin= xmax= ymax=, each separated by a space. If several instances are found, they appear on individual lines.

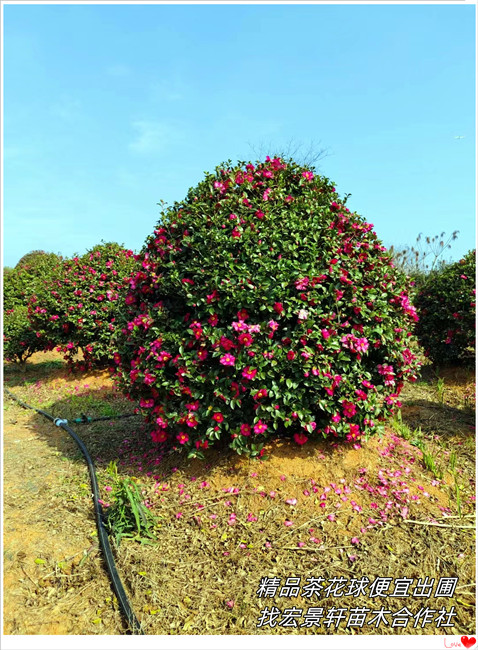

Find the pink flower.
xmin=295 ymin=277 xmax=309 ymax=290
xmin=242 ymin=366 xmax=257 ymax=380
xmin=284 ymin=520 xmax=294 ymax=527
xmin=232 ymin=320 xmax=248 ymax=332
xmin=220 ymin=353 xmax=235 ymax=366
xmin=140 ymin=398 xmax=155 ymax=408
xmin=347 ymin=423 xmax=361 ymax=441
xmin=254 ymin=420 xmax=268 ymax=435
xmin=342 ymin=400 xmax=357 ymax=418
xmin=355 ymin=337 xmax=369 ymax=354
xmin=294 ymin=432 xmax=308 ymax=445
xmin=176 ymin=432 xmax=189 ymax=445
xmin=302 ymin=171 xmax=314 ymax=181
xmin=285 ymin=498 xmax=297 ymax=506
xmin=351 ymin=537 xmax=360 ymax=545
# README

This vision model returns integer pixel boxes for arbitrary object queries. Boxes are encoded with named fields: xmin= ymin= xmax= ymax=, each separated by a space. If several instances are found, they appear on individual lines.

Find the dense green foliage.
xmin=414 ymin=250 xmax=475 ymax=365
xmin=4 ymin=251 xmax=62 ymax=363
xmin=112 ymin=157 xmax=421 ymax=458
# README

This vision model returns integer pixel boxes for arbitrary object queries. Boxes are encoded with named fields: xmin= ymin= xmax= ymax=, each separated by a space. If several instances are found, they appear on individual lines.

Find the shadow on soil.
xmin=4 ymin=357 xmax=476 ymax=484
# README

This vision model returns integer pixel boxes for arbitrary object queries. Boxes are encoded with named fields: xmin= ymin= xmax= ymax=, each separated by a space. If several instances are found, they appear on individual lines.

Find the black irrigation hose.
xmin=4 ymin=387 xmax=145 ymax=635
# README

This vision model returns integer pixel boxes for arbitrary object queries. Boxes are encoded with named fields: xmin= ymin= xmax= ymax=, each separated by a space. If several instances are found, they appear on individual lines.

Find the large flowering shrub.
xmin=4 ymin=306 xmax=41 ymax=363
xmin=112 ymin=157 xmax=421 ymax=458
xmin=4 ymin=252 xmax=62 ymax=363
xmin=414 ymin=249 xmax=476 ymax=365
xmin=27 ymin=242 xmax=137 ymax=367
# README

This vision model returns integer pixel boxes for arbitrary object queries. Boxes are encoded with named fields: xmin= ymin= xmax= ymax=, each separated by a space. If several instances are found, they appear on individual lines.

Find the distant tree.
xmin=16 ymin=250 xmax=62 ymax=270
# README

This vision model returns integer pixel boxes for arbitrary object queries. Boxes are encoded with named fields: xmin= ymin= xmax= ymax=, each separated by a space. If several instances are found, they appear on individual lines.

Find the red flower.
xmin=212 ymin=412 xmax=224 ymax=423
xmin=151 ymin=430 xmax=168 ymax=443
xmin=253 ymin=389 xmax=268 ymax=401
xmin=287 ymin=350 xmax=296 ymax=361
xmin=238 ymin=332 xmax=253 ymax=346
xmin=273 ymin=302 xmax=284 ymax=314
xmin=240 ymin=424 xmax=252 ymax=436
xmin=294 ymin=432 xmax=308 ymax=445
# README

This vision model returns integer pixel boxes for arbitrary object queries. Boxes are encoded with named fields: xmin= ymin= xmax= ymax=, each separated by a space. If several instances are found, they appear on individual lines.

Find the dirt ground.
xmin=3 ymin=356 xmax=125 ymax=635
xmin=2 ymin=352 xmax=476 ymax=636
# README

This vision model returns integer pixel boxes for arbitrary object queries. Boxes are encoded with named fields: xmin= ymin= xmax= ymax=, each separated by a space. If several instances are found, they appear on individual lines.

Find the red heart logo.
xmin=461 ymin=637 xmax=477 ymax=649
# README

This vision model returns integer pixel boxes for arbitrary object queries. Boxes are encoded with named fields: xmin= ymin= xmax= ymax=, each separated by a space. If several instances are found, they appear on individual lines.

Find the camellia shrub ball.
xmin=414 ymin=249 xmax=476 ymax=365
xmin=113 ymin=157 xmax=421 ymax=458
xmin=4 ymin=251 xmax=61 ymax=363
xmin=28 ymin=242 xmax=137 ymax=368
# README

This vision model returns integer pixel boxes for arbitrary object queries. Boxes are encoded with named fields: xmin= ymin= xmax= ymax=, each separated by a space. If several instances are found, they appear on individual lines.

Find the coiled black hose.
xmin=4 ymin=387 xmax=145 ymax=635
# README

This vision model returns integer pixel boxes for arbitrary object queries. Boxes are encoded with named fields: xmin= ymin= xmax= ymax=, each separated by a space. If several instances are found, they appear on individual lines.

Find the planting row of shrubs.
xmin=4 ymin=244 xmax=136 ymax=367
xmin=4 ymin=251 xmax=63 ymax=363
xmin=414 ymin=249 xmax=475 ymax=365
xmin=27 ymin=242 xmax=136 ymax=368
xmin=3 ymin=157 xmax=475 ymax=457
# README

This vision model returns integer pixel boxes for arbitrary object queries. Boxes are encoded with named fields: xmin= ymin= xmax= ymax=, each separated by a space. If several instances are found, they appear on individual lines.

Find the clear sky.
xmin=3 ymin=3 xmax=476 ymax=269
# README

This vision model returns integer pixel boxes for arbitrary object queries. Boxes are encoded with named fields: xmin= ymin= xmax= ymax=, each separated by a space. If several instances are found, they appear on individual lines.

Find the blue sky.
xmin=3 ymin=3 xmax=475 ymax=269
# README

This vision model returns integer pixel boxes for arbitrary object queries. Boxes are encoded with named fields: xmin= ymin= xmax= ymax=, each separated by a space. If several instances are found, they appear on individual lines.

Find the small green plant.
xmin=391 ymin=411 xmax=413 ymax=439
xmin=68 ymin=393 xmax=119 ymax=419
xmin=408 ymin=428 xmax=443 ymax=479
xmin=104 ymin=461 xmax=158 ymax=545
xmin=415 ymin=440 xmax=443 ymax=479
xmin=436 ymin=377 xmax=446 ymax=406
xmin=454 ymin=474 xmax=463 ymax=518
xmin=449 ymin=450 xmax=457 ymax=473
